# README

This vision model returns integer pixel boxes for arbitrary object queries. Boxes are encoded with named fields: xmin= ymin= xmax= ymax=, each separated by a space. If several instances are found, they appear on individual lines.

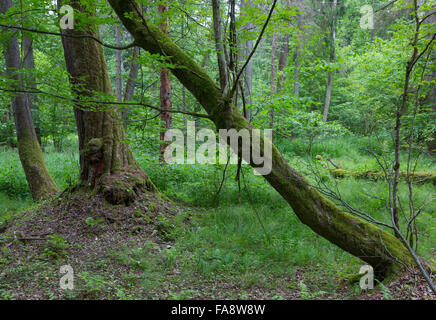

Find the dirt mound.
xmin=0 ymin=190 xmax=187 ymax=299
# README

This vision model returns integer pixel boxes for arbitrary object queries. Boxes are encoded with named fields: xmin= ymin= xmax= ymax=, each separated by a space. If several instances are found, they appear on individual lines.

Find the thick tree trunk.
xmin=60 ymin=0 xmax=156 ymax=205
xmin=1 ymin=0 xmax=58 ymax=200
xmin=158 ymin=3 xmax=172 ymax=163
xmin=109 ymin=0 xmax=421 ymax=279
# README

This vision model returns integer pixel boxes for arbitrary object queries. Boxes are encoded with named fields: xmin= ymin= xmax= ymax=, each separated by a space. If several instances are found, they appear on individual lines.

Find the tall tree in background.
xmin=115 ymin=25 xmax=123 ymax=102
xmin=276 ymin=0 xmax=292 ymax=95
xmin=122 ymin=46 xmax=140 ymax=127
xmin=60 ymin=0 xmax=156 ymax=205
xmin=22 ymin=36 xmax=41 ymax=145
xmin=0 ymin=0 xmax=58 ymax=200
xmin=270 ymin=32 xmax=277 ymax=132
xmin=293 ymin=0 xmax=303 ymax=100
xmin=419 ymin=0 xmax=436 ymax=153
xmin=109 ymin=0 xmax=424 ymax=280
xmin=211 ymin=0 xmax=232 ymax=130
xmin=322 ymin=0 xmax=338 ymax=122
xmin=159 ymin=2 xmax=172 ymax=162
xmin=277 ymin=32 xmax=290 ymax=94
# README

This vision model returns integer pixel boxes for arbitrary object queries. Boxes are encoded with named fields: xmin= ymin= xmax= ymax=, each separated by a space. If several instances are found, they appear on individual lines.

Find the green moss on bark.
xmin=61 ymin=0 xmax=157 ymax=204
xmin=18 ymin=132 xmax=58 ymax=200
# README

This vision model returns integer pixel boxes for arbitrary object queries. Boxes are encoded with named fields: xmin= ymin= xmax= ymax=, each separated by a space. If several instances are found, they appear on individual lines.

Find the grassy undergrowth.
xmin=0 ymin=135 xmax=435 ymax=299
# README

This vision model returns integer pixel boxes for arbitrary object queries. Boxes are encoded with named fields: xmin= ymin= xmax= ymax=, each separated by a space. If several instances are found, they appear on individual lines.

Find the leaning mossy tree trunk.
xmin=59 ymin=0 xmax=156 ymax=205
xmin=0 ymin=0 xmax=58 ymax=201
xmin=316 ymin=156 xmax=436 ymax=185
xmin=108 ymin=0 xmax=425 ymax=280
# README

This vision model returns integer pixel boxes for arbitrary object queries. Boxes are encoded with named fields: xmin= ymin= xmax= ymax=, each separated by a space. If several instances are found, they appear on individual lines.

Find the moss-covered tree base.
xmin=98 ymin=167 xmax=157 ymax=206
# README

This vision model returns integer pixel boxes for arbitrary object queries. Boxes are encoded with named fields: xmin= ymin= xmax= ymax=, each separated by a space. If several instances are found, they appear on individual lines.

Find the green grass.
xmin=0 ymin=193 xmax=31 ymax=221
xmin=0 ymin=134 xmax=435 ymax=298
xmin=0 ymin=147 xmax=79 ymax=200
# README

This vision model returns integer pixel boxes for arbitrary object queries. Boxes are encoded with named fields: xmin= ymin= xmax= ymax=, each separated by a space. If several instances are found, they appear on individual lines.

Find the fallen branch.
xmin=330 ymin=169 xmax=435 ymax=185
xmin=316 ymin=156 xmax=436 ymax=185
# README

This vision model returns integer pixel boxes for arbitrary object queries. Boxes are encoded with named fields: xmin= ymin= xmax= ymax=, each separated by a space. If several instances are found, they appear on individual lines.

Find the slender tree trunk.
xmin=22 ymin=36 xmax=41 ymax=145
xmin=1 ymin=0 xmax=58 ymax=200
xmin=241 ymin=0 xmax=254 ymax=122
xmin=1 ymin=97 xmax=15 ymax=148
xmin=211 ymin=0 xmax=232 ymax=129
xmin=322 ymin=0 xmax=337 ymax=122
xmin=212 ymin=0 xmax=230 ymax=94
xmin=419 ymin=0 xmax=436 ymax=153
xmin=60 ymin=0 xmax=156 ymax=205
xmin=109 ymin=0 xmax=423 ymax=279
xmin=123 ymin=47 xmax=140 ymax=102
xmin=1 ymin=61 xmax=15 ymax=147
xmin=122 ymin=46 xmax=140 ymax=127
xmin=323 ymin=71 xmax=333 ymax=121
xmin=294 ymin=45 xmax=301 ymax=99
xmin=181 ymin=22 xmax=187 ymax=127
xmin=294 ymin=5 xmax=302 ymax=101
xmin=158 ymin=3 xmax=172 ymax=163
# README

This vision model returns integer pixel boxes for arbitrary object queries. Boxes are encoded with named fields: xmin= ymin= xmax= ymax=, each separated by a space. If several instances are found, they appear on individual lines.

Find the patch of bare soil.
xmin=0 ymin=190 xmax=183 ymax=299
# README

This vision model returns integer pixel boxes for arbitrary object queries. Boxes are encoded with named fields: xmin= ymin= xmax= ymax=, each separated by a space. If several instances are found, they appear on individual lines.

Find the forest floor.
xmin=0 ymin=136 xmax=435 ymax=300
xmin=0 ymin=191 xmax=434 ymax=300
